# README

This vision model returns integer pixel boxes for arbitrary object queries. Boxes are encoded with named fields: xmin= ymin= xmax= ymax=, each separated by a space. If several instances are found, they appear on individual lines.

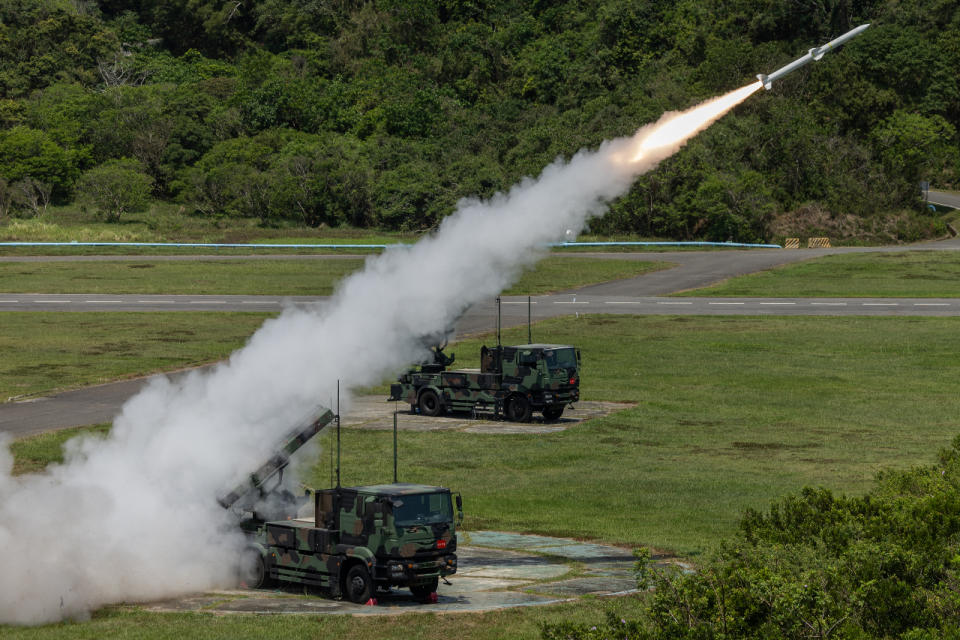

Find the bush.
xmin=543 ymin=436 xmax=960 ymax=639
xmin=76 ymin=158 xmax=154 ymax=222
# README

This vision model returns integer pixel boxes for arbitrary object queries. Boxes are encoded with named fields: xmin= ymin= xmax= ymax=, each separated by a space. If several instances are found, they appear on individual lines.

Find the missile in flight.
xmin=756 ymin=23 xmax=870 ymax=90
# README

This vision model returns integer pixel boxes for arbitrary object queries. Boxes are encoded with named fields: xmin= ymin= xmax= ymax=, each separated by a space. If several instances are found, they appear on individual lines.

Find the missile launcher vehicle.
xmin=389 ymin=343 xmax=580 ymax=422
xmin=219 ymin=408 xmax=462 ymax=603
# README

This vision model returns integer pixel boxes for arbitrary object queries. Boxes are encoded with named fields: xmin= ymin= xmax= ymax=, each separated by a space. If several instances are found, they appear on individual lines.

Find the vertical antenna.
xmin=496 ymin=296 xmax=501 ymax=346
xmin=336 ymin=380 xmax=341 ymax=488
xmin=393 ymin=403 xmax=398 ymax=483
xmin=528 ymin=295 xmax=532 ymax=344
xmin=329 ymin=394 xmax=334 ymax=487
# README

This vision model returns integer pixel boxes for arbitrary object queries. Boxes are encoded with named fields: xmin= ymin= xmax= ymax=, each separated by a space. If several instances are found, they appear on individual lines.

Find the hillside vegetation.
xmin=0 ymin=0 xmax=958 ymax=242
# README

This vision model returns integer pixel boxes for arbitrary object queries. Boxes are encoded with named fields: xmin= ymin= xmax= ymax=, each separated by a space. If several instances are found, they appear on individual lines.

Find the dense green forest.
xmin=0 ymin=0 xmax=958 ymax=241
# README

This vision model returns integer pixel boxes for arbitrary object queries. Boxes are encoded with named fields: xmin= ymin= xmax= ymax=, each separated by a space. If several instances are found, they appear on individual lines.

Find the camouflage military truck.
xmin=220 ymin=408 xmax=462 ymax=603
xmin=389 ymin=343 xmax=580 ymax=422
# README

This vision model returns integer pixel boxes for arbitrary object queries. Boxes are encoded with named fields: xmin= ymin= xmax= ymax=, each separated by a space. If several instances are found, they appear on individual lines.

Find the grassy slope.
xmin=0 ymin=257 xmax=665 ymax=296
xmin=680 ymin=251 xmax=960 ymax=297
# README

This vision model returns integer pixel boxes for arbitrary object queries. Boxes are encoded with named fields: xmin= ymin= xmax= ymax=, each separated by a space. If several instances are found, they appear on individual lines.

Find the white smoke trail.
xmin=0 ymin=83 xmax=760 ymax=625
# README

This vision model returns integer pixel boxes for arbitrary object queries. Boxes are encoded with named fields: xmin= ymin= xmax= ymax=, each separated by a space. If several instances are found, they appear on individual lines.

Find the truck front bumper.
xmin=377 ymin=554 xmax=458 ymax=585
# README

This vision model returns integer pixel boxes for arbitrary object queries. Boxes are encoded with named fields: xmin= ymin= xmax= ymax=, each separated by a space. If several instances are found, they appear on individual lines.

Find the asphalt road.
xmin=929 ymin=189 xmax=960 ymax=210
xmin=3 ymin=238 xmax=960 ymax=436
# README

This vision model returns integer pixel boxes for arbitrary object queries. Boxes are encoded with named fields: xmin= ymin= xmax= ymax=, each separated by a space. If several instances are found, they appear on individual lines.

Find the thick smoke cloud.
xmin=0 ymin=85 xmax=758 ymax=625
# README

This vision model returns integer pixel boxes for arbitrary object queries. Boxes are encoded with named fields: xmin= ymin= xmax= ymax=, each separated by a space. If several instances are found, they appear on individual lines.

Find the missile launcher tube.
xmin=217 ymin=408 xmax=336 ymax=509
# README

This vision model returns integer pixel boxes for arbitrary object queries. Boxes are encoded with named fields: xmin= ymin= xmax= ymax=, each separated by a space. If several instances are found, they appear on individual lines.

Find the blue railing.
xmin=0 ymin=241 xmax=782 ymax=249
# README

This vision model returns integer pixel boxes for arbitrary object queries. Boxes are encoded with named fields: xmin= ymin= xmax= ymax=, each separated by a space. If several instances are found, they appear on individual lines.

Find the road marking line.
xmin=554 ymin=301 xmax=590 ymax=304
xmin=604 ymin=301 xmax=642 ymax=304
xmin=760 ymin=302 xmax=796 ymax=305
xmin=709 ymin=302 xmax=745 ymax=305
xmin=811 ymin=302 xmax=847 ymax=306
xmin=656 ymin=301 xmax=693 ymax=305
xmin=914 ymin=303 xmax=950 ymax=306
xmin=35 ymin=300 xmax=67 ymax=304
xmin=0 ymin=299 xmax=19 ymax=303
xmin=86 ymin=300 xmax=124 ymax=303
xmin=242 ymin=300 xmax=278 ymax=304
xmin=502 ymin=301 xmax=537 ymax=304
xmin=190 ymin=300 xmax=226 ymax=304
xmin=863 ymin=303 xmax=898 ymax=306
xmin=141 ymin=300 xmax=175 ymax=304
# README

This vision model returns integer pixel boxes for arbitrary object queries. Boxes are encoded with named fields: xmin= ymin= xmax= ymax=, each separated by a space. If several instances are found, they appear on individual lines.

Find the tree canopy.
xmin=0 ymin=0 xmax=957 ymax=240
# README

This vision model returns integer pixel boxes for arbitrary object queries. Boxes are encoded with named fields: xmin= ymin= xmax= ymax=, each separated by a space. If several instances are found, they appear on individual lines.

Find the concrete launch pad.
xmin=343 ymin=396 xmax=636 ymax=434
xmin=141 ymin=531 xmax=679 ymax=616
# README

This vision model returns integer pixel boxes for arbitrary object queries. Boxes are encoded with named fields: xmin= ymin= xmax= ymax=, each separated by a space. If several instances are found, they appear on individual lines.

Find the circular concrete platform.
xmin=141 ymin=531 xmax=672 ymax=616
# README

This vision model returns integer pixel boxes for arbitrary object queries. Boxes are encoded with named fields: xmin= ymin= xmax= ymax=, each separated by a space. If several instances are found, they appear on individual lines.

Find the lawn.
xmin=11 ymin=314 xmax=960 ymax=554
xmin=0 ymin=256 xmax=666 ymax=296
xmin=0 ymin=313 xmax=271 ymax=401
xmin=681 ymin=251 xmax=960 ymax=297
xmin=8 ymin=312 xmax=960 ymax=636
xmin=0 ymin=596 xmax=645 ymax=640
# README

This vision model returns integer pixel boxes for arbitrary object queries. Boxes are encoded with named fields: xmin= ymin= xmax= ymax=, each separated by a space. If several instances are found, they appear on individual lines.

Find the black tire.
xmin=344 ymin=564 xmax=373 ymax=603
xmin=245 ymin=550 xmax=272 ymax=589
xmin=419 ymin=389 xmax=443 ymax=417
xmin=542 ymin=404 xmax=565 ymax=421
xmin=507 ymin=395 xmax=532 ymax=422
xmin=410 ymin=577 xmax=439 ymax=601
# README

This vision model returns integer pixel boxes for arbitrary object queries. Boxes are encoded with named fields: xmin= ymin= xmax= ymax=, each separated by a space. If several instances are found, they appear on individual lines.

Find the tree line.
xmin=0 ymin=0 xmax=957 ymax=241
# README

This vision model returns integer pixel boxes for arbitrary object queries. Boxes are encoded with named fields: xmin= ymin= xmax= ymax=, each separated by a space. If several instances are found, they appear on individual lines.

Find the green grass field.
xmin=682 ymin=251 xmax=960 ymax=297
xmin=5 ymin=248 xmax=960 ymax=637
xmin=0 ymin=257 xmax=665 ymax=296
xmin=8 ymin=313 xmax=960 ymax=636
xmin=0 ymin=313 xmax=271 ymax=401
xmin=11 ymin=314 xmax=960 ymax=554
xmin=0 ymin=596 xmax=646 ymax=640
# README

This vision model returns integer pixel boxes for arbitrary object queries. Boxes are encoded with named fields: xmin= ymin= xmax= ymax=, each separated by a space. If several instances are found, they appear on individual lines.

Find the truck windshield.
xmin=393 ymin=493 xmax=452 ymax=527
xmin=543 ymin=348 xmax=577 ymax=372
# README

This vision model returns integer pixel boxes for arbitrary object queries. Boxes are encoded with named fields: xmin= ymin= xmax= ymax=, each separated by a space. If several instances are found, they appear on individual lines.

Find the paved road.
xmin=3 ymin=239 xmax=960 ymax=436
xmin=929 ymin=189 xmax=960 ymax=209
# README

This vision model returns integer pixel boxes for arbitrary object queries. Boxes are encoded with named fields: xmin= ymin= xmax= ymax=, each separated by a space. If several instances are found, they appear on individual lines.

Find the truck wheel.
xmin=244 ymin=549 xmax=272 ymax=589
xmin=542 ymin=404 xmax=564 ymax=421
xmin=419 ymin=389 xmax=443 ymax=417
xmin=507 ymin=396 xmax=532 ymax=422
xmin=344 ymin=564 xmax=373 ymax=603
xmin=410 ymin=577 xmax=439 ymax=601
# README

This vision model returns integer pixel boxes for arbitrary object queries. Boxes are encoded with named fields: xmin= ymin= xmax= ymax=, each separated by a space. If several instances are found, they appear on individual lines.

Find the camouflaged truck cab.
xmin=244 ymin=483 xmax=461 ymax=603
xmin=390 ymin=343 xmax=580 ymax=422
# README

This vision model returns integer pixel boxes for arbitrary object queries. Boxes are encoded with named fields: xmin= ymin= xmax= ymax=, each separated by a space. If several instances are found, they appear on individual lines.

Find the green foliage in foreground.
xmin=544 ymin=438 xmax=960 ymax=639
xmin=682 ymin=250 xmax=960 ymax=297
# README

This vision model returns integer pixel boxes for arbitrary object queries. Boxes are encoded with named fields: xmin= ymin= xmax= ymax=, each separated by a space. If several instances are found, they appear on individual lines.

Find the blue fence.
xmin=0 ymin=240 xmax=782 ymax=250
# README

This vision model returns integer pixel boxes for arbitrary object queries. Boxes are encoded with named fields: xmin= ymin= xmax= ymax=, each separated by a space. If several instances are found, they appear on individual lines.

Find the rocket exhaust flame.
xmin=0 ymin=82 xmax=758 ymax=625
xmin=627 ymin=82 xmax=763 ymax=163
